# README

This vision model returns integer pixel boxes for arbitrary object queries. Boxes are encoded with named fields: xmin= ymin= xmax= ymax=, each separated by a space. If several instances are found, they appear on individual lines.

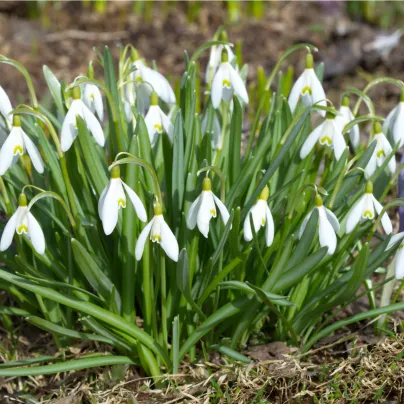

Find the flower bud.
xmin=13 ymin=115 xmax=21 ymax=127
xmin=305 ymin=53 xmax=314 ymax=69
xmin=110 ymin=165 xmax=120 ymax=179
xmin=365 ymin=180 xmax=373 ymax=194
xmin=202 ymin=177 xmax=212 ymax=191
xmin=18 ymin=193 xmax=27 ymax=207
xmin=373 ymin=121 xmax=382 ymax=135
xmin=72 ymin=87 xmax=81 ymax=100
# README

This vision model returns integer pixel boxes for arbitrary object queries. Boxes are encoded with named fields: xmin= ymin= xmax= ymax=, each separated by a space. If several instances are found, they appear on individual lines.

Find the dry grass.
xmin=1 ymin=333 xmax=404 ymax=403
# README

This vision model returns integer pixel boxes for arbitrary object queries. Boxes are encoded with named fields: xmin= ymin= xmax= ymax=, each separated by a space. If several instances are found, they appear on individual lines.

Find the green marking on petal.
xmin=152 ymin=234 xmax=161 ymax=243
xmin=222 ymin=79 xmax=231 ymax=88
xmin=302 ymin=86 xmax=312 ymax=95
xmin=376 ymin=149 xmax=385 ymax=158
xmin=117 ymin=198 xmax=126 ymax=209
xmin=154 ymin=123 xmax=163 ymax=133
xmin=320 ymin=136 xmax=332 ymax=146
xmin=363 ymin=210 xmax=374 ymax=219
xmin=17 ymin=225 xmax=28 ymax=234
xmin=13 ymin=145 xmax=23 ymax=155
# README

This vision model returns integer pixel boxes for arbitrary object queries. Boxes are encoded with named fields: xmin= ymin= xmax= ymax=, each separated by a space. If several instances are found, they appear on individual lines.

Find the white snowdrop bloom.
xmin=0 ymin=85 xmax=12 ymax=124
xmin=0 ymin=115 xmax=44 ymax=175
xmin=364 ymin=122 xmax=396 ymax=179
xmin=201 ymin=110 xmax=221 ymax=150
xmin=335 ymin=96 xmax=360 ymax=148
xmin=300 ymin=112 xmax=346 ymax=161
xmin=82 ymin=83 xmax=104 ymax=121
xmin=386 ymin=232 xmax=404 ymax=279
xmin=288 ymin=53 xmax=326 ymax=116
xmin=61 ymin=86 xmax=105 ymax=152
xmin=345 ymin=181 xmax=392 ymax=234
xmin=98 ymin=166 xmax=147 ymax=235
xmin=298 ymin=194 xmax=340 ymax=255
xmin=0 ymin=193 xmax=45 ymax=254
xmin=206 ymin=43 xmax=235 ymax=84
xmin=187 ymin=177 xmax=230 ymax=238
xmin=130 ymin=52 xmax=176 ymax=106
xmin=144 ymin=92 xmax=174 ymax=146
xmin=383 ymin=93 xmax=404 ymax=147
xmin=211 ymin=48 xmax=248 ymax=109
xmin=243 ymin=186 xmax=274 ymax=247
xmin=135 ymin=201 xmax=179 ymax=262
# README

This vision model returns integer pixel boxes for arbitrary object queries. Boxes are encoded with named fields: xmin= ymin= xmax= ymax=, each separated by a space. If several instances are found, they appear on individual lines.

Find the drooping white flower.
xmin=61 ymin=86 xmax=105 ymax=152
xmin=187 ymin=177 xmax=230 ymax=238
xmin=130 ymin=51 xmax=176 ymax=109
xmin=386 ymin=232 xmax=404 ymax=279
xmin=243 ymin=186 xmax=274 ymax=247
xmin=135 ymin=201 xmax=179 ymax=262
xmin=364 ymin=122 xmax=396 ymax=179
xmin=335 ymin=96 xmax=360 ymax=148
xmin=288 ymin=53 xmax=326 ymax=116
xmin=299 ymin=194 xmax=340 ymax=255
xmin=211 ymin=48 xmax=248 ymax=109
xmin=0 ymin=85 xmax=12 ymax=124
xmin=144 ymin=92 xmax=174 ymax=146
xmin=206 ymin=44 xmax=235 ymax=84
xmin=82 ymin=83 xmax=104 ymax=121
xmin=300 ymin=112 xmax=346 ymax=161
xmin=0 ymin=193 xmax=45 ymax=254
xmin=383 ymin=93 xmax=404 ymax=147
xmin=0 ymin=115 xmax=44 ymax=175
xmin=98 ymin=166 xmax=147 ymax=235
xmin=345 ymin=180 xmax=392 ymax=234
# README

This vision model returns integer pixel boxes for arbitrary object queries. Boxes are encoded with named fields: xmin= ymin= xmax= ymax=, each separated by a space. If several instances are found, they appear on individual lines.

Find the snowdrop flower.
xmin=0 ymin=85 xmax=12 ymax=124
xmin=300 ymin=112 xmax=346 ymax=161
xmin=288 ymin=53 xmax=326 ymax=116
xmin=144 ymin=92 xmax=174 ymax=146
xmin=335 ymin=96 xmax=360 ymax=148
xmin=135 ymin=201 xmax=179 ymax=262
xmin=187 ymin=177 xmax=230 ymax=238
xmin=299 ymin=194 xmax=340 ymax=255
xmin=364 ymin=122 xmax=396 ymax=179
xmin=386 ymin=232 xmax=404 ymax=279
xmin=130 ymin=49 xmax=176 ymax=108
xmin=61 ymin=86 xmax=105 ymax=152
xmin=346 ymin=180 xmax=392 ymax=234
xmin=98 ymin=166 xmax=147 ymax=235
xmin=0 ymin=193 xmax=45 ymax=254
xmin=243 ymin=185 xmax=274 ymax=247
xmin=206 ymin=41 xmax=235 ymax=84
xmin=201 ymin=110 xmax=221 ymax=150
xmin=211 ymin=48 xmax=248 ymax=109
xmin=82 ymin=83 xmax=104 ymax=121
xmin=383 ymin=91 xmax=404 ymax=147
xmin=0 ymin=115 xmax=44 ymax=175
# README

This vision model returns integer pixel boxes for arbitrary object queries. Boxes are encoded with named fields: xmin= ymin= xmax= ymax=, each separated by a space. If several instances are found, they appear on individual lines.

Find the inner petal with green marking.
xmin=17 ymin=224 xmax=28 ymax=234
xmin=301 ymin=86 xmax=312 ymax=95
xmin=117 ymin=198 xmax=126 ymax=209
xmin=320 ymin=136 xmax=332 ymax=146
xmin=13 ymin=145 xmax=23 ymax=155
xmin=154 ymin=123 xmax=163 ymax=133
xmin=222 ymin=79 xmax=231 ymax=88
xmin=363 ymin=210 xmax=374 ymax=219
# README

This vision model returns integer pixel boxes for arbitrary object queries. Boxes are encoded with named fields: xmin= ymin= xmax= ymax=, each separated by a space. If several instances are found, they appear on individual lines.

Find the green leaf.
xmin=43 ymin=65 xmax=65 ymax=117
xmin=229 ymin=97 xmax=242 ymax=184
xmin=208 ymin=344 xmax=251 ymax=363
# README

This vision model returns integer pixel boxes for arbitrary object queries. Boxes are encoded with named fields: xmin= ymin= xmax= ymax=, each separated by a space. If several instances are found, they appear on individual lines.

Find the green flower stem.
xmin=376 ymin=259 xmax=396 ymax=330
xmin=159 ymin=250 xmax=168 ymax=348
xmin=142 ymin=228 xmax=153 ymax=335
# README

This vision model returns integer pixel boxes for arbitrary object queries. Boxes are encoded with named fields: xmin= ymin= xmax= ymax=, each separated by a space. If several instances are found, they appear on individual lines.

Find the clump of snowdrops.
xmin=0 ymin=29 xmax=404 ymax=380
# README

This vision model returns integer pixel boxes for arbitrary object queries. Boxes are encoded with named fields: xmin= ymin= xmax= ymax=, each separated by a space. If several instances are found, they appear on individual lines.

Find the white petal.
xmin=300 ymin=122 xmax=324 ymax=159
xmin=298 ymin=209 xmax=313 ymax=239
xmin=121 ymin=180 xmax=147 ymax=222
xmin=380 ymin=134 xmax=396 ymax=174
xmin=373 ymin=196 xmax=392 ymax=234
xmin=243 ymin=202 xmax=264 ymax=242
xmin=362 ymin=194 xmax=375 ymax=220
xmin=383 ymin=103 xmax=398 ymax=135
xmin=22 ymin=132 xmax=44 ymax=174
xmin=395 ymin=247 xmax=404 ymax=279
xmin=160 ymin=218 xmax=179 ymax=262
xmin=27 ymin=212 xmax=45 ymax=254
xmin=392 ymin=103 xmax=404 ymax=147
xmin=142 ymin=66 xmax=176 ymax=104
xmin=0 ymin=127 xmax=22 ymax=175
xmin=349 ymin=122 xmax=360 ymax=149
xmin=187 ymin=194 xmax=201 ymax=230
xmin=309 ymin=69 xmax=326 ymax=117
xmin=346 ymin=195 xmax=365 ymax=233
xmin=98 ymin=183 xmax=109 ymax=220
xmin=364 ymin=146 xmax=377 ymax=179
xmin=243 ymin=207 xmax=254 ymax=242
xmin=144 ymin=106 xmax=161 ymax=145
xmin=213 ymin=194 xmax=230 ymax=225
xmin=331 ymin=121 xmax=346 ymax=161
xmin=61 ymin=100 xmax=82 ymax=152
xmin=318 ymin=207 xmax=337 ymax=255
xmin=82 ymin=103 xmax=105 ymax=147
xmin=101 ymin=179 xmax=121 ymax=235
xmin=387 ymin=232 xmax=404 ymax=250
xmin=135 ymin=218 xmax=154 ymax=261
xmin=0 ymin=210 xmax=18 ymax=251
xmin=197 ymin=191 xmax=216 ymax=238
xmin=93 ymin=85 xmax=104 ymax=121
xmin=159 ymin=107 xmax=174 ymax=142
xmin=0 ymin=86 xmax=12 ymax=123
xmin=229 ymin=65 xmax=248 ymax=104
xmin=265 ymin=205 xmax=275 ymax=247
xmin=325 ymin=208 xmax=340 ymax=233
xmin=288 ymin=70 xmax=307 ymax=114
xmin=211 ymin=64 xmax=225 ymax=109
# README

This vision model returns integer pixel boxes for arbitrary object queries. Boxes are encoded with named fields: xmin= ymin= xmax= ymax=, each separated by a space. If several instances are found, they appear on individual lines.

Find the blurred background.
xmin=1 ymin=0 xmax=404 ymax=113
